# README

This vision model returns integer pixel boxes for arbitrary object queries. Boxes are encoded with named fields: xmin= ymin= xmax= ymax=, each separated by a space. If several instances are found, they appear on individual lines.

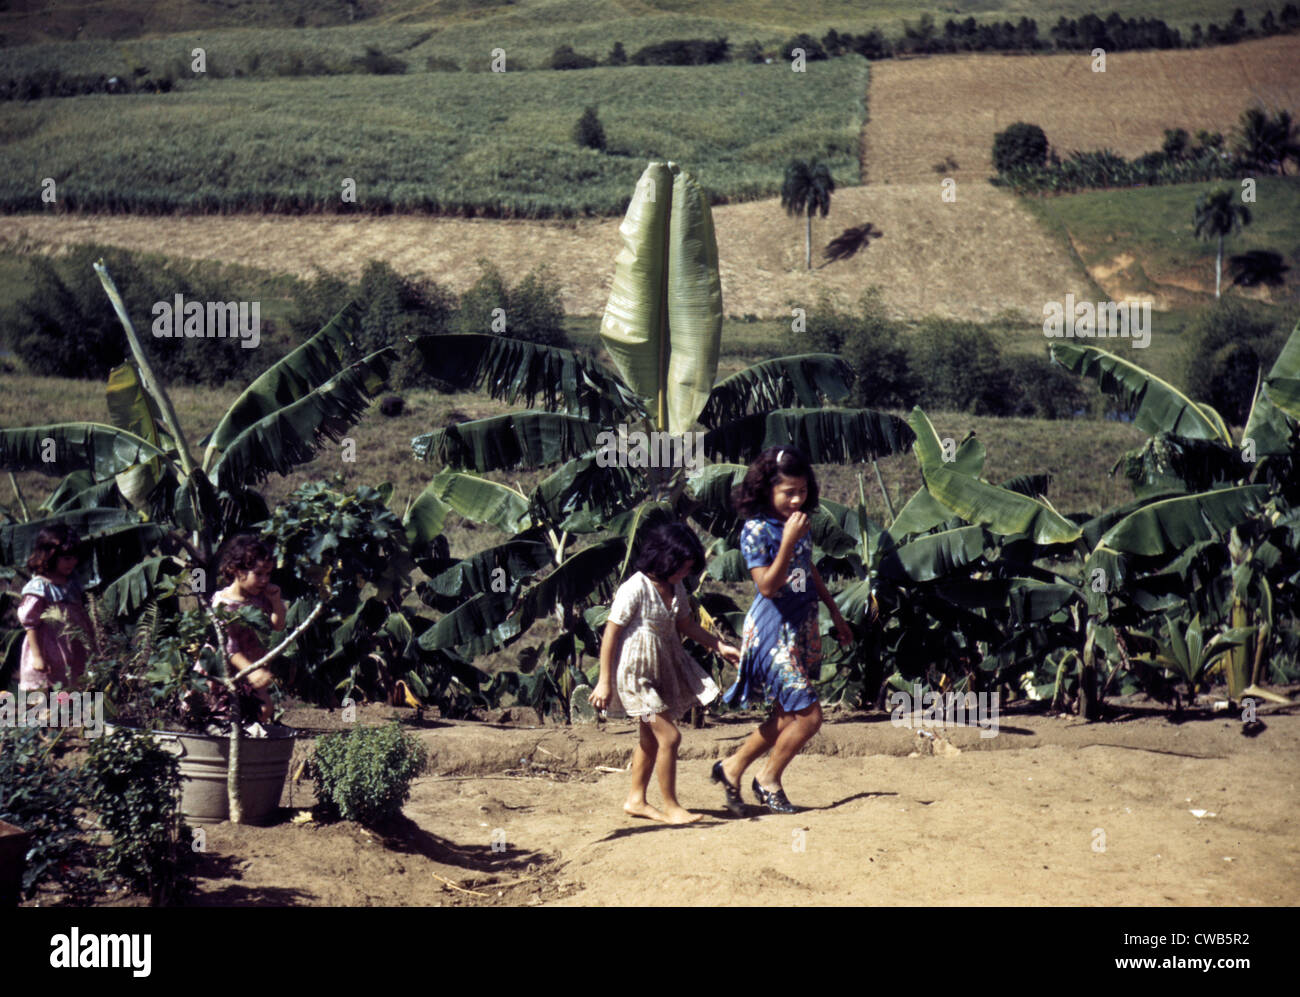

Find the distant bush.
xmin=1184 ymin=301 xmax=1283 ymax=425
xmin=631 ymin=37 xmax=730 ymax=66
xmin=993 ymin=123 xmax=1050 ymax=174
xmin=907 ymin=316 xmax=1014 ymax=415
xmin=1003 ymin=353 xmax=1093 ymax=418
xmin=8 ymin=245 xmax=286 ymax=386
xmin=574 ymin=106 xmax=606 ymax=151
xmin=781 ymin=34 xmax=829 ymax=61
xmin=607 ymin=41 xmax=627 ymax=66
xmin=795 ymin=288 xmax=915 ymax=409
xmin=550 ymin=45 xmax=598 ymax=70
xmin=310 ymin=722 xmax=427 ymax=826
xmin=453 ymin=260 xmax=569 ymax=347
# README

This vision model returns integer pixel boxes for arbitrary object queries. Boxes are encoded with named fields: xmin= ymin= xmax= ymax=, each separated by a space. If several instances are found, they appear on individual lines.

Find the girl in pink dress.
xmin=17 ymin=526 xmax=93 ymax=691
xmin=209 ymin=534 xmax=286 ymax=723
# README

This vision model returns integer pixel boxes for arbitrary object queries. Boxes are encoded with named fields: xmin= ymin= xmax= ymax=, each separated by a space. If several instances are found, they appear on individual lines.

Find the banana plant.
xmin=1129 ymin=613 xmax=1256 ymax=702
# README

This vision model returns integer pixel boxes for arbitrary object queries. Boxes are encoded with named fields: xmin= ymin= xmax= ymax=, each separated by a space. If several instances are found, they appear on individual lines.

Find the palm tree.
xmin=1234 ymin=106 xmax=1300 ymax=175
xmin=1193 ymin=188 xmax=1251 ymax=298
xmin=781 ymin=159 xmax=835 ymax=270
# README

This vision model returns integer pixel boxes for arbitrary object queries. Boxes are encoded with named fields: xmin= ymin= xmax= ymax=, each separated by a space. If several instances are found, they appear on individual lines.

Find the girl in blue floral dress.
xmin=712 ymin=446 xmax=852 ymax=814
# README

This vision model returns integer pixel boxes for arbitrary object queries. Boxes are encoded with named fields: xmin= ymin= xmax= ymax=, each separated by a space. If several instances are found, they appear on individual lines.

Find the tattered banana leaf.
xmin=599 ymin=161 xmax=723 ymax=434
xmin=98 ymin=556 xmax=184 ymax=617
xmin=410 ymin=334 xmax=643 ymax=425
xmin=418 ymin=588 xmax=519 ymax=658
xmin=1099 ymin=485 xmax=1272 ymax=556
xmin=0 ymin=424 xmax=168 ymax=480
xmin=703 ymin=407 xmax=915 ymax=464
xmin=706 ymin=545 xmax=749 ymax=582
xmin=1116 ymin=432 xmax=1247 ymax=497
xmin=416 ymin=471 xmax=532 ymax=535
xmin=38 ymin=470 xmax=126 ymax=514
xmin=0 ymin=508 xmax=152 ymax=565
xmin=208 ymin=349 xmax=393 ymax=489
xmin=420 ymin=538 xmax=553 ymax=609
xmin=530 ymin=453 xmax=645 ymax=533
xmin=509 ymin=538 xmax=627 ymax=636
xmin=403 ymin=482 xmax=453 ymax=547
xmin=876 ymin=525 xmax=987 ymax=583
xmin=684 ymin=462 xmax=748 ymax=538
xmin=1000 ymin=474 xmax=1051 ymax=499
xmin=807 ymin=507 xmax=859 ymax=558
xmin=698 ymin=354 xmax=854 ymax=428
xmin=1243 ymin=319 xmax=1300 ymax=456
xmin=412 ymin=411 xmax=605 ymax=472
xmin=203 ymin=300 xmax=364 ymax=468
xmin=1050 ymin=342 xmax=1232 ymax=443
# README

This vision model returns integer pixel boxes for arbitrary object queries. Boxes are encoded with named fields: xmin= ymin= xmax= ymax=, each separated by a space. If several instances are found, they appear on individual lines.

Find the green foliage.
xmin=1184 ymin=301 xmax=1282 ymax=424
xmin=908 ymin=318 xmax=1015 ymax=415
xmin=1003 ymin=354 xmax=1093 ymax=418
xmin=287 ymin=261 xmax=455 ymax=389
xmin=630 ymin=37 xmax=730 ymax=66
xmin=7 ymin=245 xmax=287 ymax=385
xmin=453 ymin=261 xmax=568 ymax=347
xmin=82 ymin=727 xmax=193 ymax=905
xmin=550 ymin=45 xmax=598 ymax=70
xmin=574 ymin=106 xmax=606 ymax=151
xmin=353 ymin=45 xmax=407 ymax=75
xmin=310 ymin=721 xmax=427 ymax=825
xmin=794 ymin=288 xmax=914 ymax=409
xmin=0 ymin=724 xmax=95 ymax=900
xmin=993 ymin=122 xmax=1049 ymax=173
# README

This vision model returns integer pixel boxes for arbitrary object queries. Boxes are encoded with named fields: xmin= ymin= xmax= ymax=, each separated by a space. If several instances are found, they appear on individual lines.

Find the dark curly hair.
xmin=215 ymin=534 xmax=275 ymax=585
xmin=633 ymin=522 xmax=706 ymax=583
xmin=26 ymin=524 xmax=84 ymax=576
xmin=732 ymin=445 xmax=820 ymax=520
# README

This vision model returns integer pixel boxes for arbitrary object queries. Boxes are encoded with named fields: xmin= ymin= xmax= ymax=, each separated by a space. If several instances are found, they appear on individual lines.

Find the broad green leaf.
xmin=421 ymin=471 xmax=532 ymax=535
xmin=878 ymin=525 xmax=986 ymax=583
xmin=600 ymin=162 xmax=723 ymax=434
xmin=0 ymin=424 xmax=167 ymax=480
xmin=698 ymin=354 xmax=853 ymax=427
xmin=530 ymin=453 xmax=645 ymax=533
xmin=704 ymin=407 xmax=915 ymax=464
xmin=1051 ymin=342 xmax=1231 ymax=443
xmin=98 ymin=556 xmax=183 ymax=617
xmin=1100 ymin=485 xmax=1271 ymax=556
xmin=888 ymin=487 xmax=959 ymax=540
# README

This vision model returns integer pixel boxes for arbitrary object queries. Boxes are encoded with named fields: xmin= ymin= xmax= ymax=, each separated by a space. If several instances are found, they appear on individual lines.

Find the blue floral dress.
xmin=723 ymin=516 xmax=821 ymax=712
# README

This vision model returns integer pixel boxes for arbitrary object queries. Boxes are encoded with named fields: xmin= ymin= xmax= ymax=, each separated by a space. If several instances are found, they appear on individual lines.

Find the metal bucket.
xmin=109 ymin=724 xmax=296 ymax=826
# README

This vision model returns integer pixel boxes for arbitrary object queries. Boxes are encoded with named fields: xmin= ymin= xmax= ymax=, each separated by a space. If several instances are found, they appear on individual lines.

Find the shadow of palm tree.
xmin=820 ymin=222 xmax=883 ymax=267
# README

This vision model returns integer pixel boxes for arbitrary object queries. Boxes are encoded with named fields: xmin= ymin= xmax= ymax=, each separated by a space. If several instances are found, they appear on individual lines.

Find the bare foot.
xmin=663 ymin=807 xmax=703 ymax=825
xmin=624 ymin=800 xmax=670 ymax=822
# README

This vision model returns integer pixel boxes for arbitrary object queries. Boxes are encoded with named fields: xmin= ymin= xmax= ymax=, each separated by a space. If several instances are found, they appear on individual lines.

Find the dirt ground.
xmin=103 ymin=696 xmax=1300 ymax=907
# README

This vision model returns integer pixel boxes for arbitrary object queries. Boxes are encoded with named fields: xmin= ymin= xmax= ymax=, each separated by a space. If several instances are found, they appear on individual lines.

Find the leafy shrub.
xmin=288 ymin=261 xmax=456 ymax=388
xmin=1002 ymin=353 xmax=1093 ymax=418
xmin=7 ymin=245 xmax=287 ymax=385
xmin=795 ymin=288 xmax=915 ymax=408
xmin=993 ymin=122 xmax=1049 ymax=173
xmin=310 ymin=722 xmax=427 ymax=825
xmin=631 ymin=38 xmax=730 ymax=66
xmin=781 ymin=34 xmax=828 ymax=60
xmin=550 ymin=45 xmax=598 ymax=70
xmin=452 ymin=260 xmax=569 ymax=347
xmin=906 ymin=316 xmax=1014 ymax=415
xmin=0 ymin=724 xmax=95 ymax=901
xmin=82 ymin=727 xmax=193 ymax=905
xmin=1184 ymin=301 xmax=1282 ymax=425
xmin=607 ymin=42 xmax=627 ymax=66
xmin=574 ymin=106 xmax=606 ymax=151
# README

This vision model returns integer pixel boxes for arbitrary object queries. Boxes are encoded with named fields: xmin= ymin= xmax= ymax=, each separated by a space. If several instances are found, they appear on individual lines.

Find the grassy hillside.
xmin=0 ymin=0 xmax=1283 ymax=48
xmin=0 ymin=58 xmax=867 ymax=216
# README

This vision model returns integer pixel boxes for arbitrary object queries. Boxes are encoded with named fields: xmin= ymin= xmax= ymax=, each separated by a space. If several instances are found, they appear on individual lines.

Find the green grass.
xmin=0 ymin=58 xmax=867 ymax=217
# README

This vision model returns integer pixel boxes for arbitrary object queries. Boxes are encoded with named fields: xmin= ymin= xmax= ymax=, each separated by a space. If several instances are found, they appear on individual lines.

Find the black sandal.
xmin=752 ymin=778 xmax=799 ymax=814
xmin=711 ymin=761 xmax=746 ymax=817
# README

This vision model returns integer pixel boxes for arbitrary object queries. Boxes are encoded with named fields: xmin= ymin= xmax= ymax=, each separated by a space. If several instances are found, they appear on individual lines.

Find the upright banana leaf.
xmin=704 ymin=408 xmax=915 ymax=464
xmin=600 ymin=162 xmax=722 ymax=435
xmin=698 ymin=354 xmax=854 ymax=427
xmin=106 ymin=362 xmax=174 ymax=507
xmin=416 ymin=471 xmax=532 ymax=536
xmin=412 ymin=411 xmax=605 ymax=472
xmin=1243 ymin=318 xmax=1300 ymax=456
xmin=1051 ymin=342 xmax=1231 ymax=444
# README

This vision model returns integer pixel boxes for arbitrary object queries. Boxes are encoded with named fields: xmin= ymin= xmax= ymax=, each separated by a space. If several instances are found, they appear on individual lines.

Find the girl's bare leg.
xmin=648 ymin=712 xmax=700 ymax=824
xmin=756 ymin=702 xmax=823 ymax=790
xmin=624 ymin=717 xmax=669 ymax=822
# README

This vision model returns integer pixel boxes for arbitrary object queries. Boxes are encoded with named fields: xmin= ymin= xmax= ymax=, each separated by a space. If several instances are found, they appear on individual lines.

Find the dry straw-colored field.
xmin=1 ymin=181 xmax=1096 ymax=322
xmin=862 ymin=34 xmax=1300 ymax=184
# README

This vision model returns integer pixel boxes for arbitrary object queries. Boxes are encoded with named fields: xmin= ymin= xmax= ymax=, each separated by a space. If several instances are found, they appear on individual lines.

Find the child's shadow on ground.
xmin=595 ymin=792 xmax=897 ymax=840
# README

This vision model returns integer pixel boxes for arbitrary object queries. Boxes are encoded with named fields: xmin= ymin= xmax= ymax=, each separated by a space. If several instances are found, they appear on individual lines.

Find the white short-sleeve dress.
xmin=606 ymin=572 xmax=720 ymax=720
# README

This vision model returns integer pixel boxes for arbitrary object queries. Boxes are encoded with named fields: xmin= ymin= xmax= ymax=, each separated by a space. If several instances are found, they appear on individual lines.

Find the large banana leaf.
xmin=1243 ymin=319 xmax=1300 ymax=456
xmin=203 ymin=300 xmax=364 ymax=469
xmin=703 ymin=408 xmax=915 ymax=464
xmin=0 ymin=424 xmax=167 ymax=480
xmin=876 ymin=525 xmax=987 ymax=583
xmin=207 ymin=349 xmax=393 ymax=488
xmin=410 ymin=334 xmax=643 ymax=425
xmin=420 ymin=538 xmax=554 ymax=609
xmin=600 ymin=162 xmax=723 ymax=435
xmin=418 ymin=589 xmax=519 ymax=658
xmin=1050 ymin=342 xmax=1231 ymax=443
xmin=698 ymin=354 xmax=854 ymax=428
xmin=888 ymin=486 xmax=960 ymax=540
xmin=530 ymin=453 xmax=645 ymax=533
xmin=684 ymin=463 xmax=749 ymax=538
xmin=417 ymin=471 xmax=532 ymax=535
xmin=908 ymin=409 xmax=1081 ymax=545
xmin=1099 ymin=484 xmax=1272 ymax=556
xmin=37 ymin=471 xmax=126 ymax=514
xmin=510 ymin=538 xmax=627 ymax=635
xmin=412 ymin=411 xmax=605 ymax=472
xmin=106 ymin=362 xmax=174 ymax=507
xmin=98 ymin=555 xmax=184 ymax=617
xmin=403 ymin=483 xmax=453 ymax=547
xmin=1258 ymin=319 xmax=1300 ymax=419
xmin=0 ymin=508 xmax=149 ymax=564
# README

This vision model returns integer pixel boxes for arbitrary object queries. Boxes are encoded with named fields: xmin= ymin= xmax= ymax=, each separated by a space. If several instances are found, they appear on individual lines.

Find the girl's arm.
xmin=24 ymin=628 xmax=46 ymax=672
xmin=676 ymin=616 xmax=741 ymax=664
xmin=751 ymin=512 xmax=810 ymax=598
xmin=811 ymin=564 xmax=852 ymax=647
xmin=264 ymin=583 xmax=287 ymax=631
xmin=588 ymin=619 xmax=625 ymax=710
